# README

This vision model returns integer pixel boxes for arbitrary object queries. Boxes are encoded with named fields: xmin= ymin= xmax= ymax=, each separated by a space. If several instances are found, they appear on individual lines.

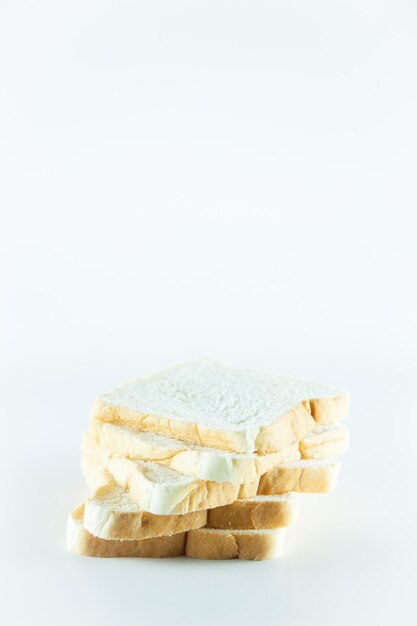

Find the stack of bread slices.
xmin=67 ymin=359 xmax=349 ymax=560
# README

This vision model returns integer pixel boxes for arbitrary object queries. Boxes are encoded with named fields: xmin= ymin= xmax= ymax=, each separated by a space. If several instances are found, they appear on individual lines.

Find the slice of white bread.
xmin=67 ymin=505 xmax=185 ymax=558
xmin=68 ymin=505 xmax=285 ymax=560
xmin=86 ymin=419 xmax=348 ymax=482
xmin=86 ymin=419 xmax=301 ymax=485
xmin=82 ymin=436 xmax=340 ymax=510
xmin=81 ymin=439 xmax=256 ymax=515
xmin=257 ymin=458 xmax=341 ymax=494
xmin=84 ymin=485 xmax=207 ymax=540
xmin=207 ymin=493 xmax=299 ymax=530
xmin=83 ymin=486 xmax=298 ymax=540
xmin=92 ymin=358 xmax=348 ymax=453
xmin=299 ymin=424 xmax=349 ymax=460
xmin=185 ymin=528 xmax=286 ymax=560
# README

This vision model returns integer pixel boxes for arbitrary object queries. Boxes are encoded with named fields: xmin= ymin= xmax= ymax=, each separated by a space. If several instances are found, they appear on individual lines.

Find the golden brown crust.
xmin=68 ymin=506 xmax=285 ymax=560
xmin=98 ymin=510 xmax=206 ymax=541
xmin=254 ymin=403 xmax=316 ymax=453
xmin=257 ymin=460 xmax=341 ymax=494
xmin=92 ymin=399 xmax=254 ymax=452
xmin=306 ymin=395 xmax=349 ymax=425
xmin=300 ymin=439 xmax=348 ymax=459
xmin=207 ymin=495 xmax=299 ymax=530
xmin=85 ymin=490 xmax=207 ymax=540
xmin=185 ymin=528 xmax=285 ymax=560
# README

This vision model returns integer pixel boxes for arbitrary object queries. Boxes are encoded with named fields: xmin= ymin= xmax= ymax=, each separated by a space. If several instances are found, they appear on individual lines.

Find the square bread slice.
xmin=257 ymin=458 xmax=341 ymax=494
xmin=84 ymin=485 xmax=207 ymax=540
xmin=185 ymin=528 xmax=286 ymax=560
xmin=67 ymin=505 xmax=186 ymax=558
xmin=86 ymin=419 xmax=301 ymax=485
xmin=91 ymin=358 xmax=349 ymax=453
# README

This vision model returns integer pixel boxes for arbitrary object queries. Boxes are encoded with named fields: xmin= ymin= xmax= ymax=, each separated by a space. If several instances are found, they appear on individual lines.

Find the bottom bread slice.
xmin=185 ymin=528 xmax=286 ymax=560
xmin=258 ymin=458 xmax=340 ymax=494
xmin=67 ymin=504 xmax=186 ymax=558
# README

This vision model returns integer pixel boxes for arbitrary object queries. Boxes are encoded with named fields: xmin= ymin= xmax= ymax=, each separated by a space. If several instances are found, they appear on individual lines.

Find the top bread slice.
xmin=92 ymin=358 xmax=348 ymax=453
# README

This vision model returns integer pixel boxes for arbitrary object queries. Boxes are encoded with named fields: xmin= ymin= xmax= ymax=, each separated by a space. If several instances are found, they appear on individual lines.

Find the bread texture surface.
xmin=92 ymin=359 xmax=348 ymax=453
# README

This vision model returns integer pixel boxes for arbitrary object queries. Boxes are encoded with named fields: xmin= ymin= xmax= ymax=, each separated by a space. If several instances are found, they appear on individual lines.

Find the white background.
xmin=1 ymin=1 xmax=416 ymax=624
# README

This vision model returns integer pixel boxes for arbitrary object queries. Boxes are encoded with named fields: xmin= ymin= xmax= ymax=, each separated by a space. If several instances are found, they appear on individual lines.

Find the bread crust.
xmin=258 ymin=459 xmax=341 ymax=494
xmin=299 ymin=424 xmax=349 ymax=459
xmin=305 ymin=395 xmax=349 ymax=425
xmin=84 ymin=489 xmax=207 ymax=540
xmin=300 ymin=439 xmax=348 ymax=460
xmin=207 ymin=494 xmax=299 ymax=530
xmin=185 ymin=528 xmax=285 ymax=560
